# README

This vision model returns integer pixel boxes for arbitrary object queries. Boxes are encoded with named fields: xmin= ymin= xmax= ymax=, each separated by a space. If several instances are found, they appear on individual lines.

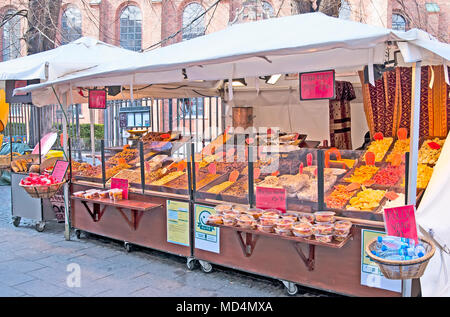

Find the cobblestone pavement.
xmin=0 ymin=185 xmax=334 ymax=297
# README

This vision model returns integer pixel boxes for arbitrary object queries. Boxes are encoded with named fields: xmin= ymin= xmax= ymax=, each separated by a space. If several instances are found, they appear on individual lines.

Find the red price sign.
xmin=255 ymin=186 xmax=287 ymax=213
xmin=88 ymin=89 xmax=107 ymax=109
xmin=384 ymin=205 xmax=418 ymax=244
xmin=51 ymin=160 xmax=69 ymax=183
xmin=111 ymin=178 xmax=129 ymax=200
xmin=299 ymin=70 xmax=335 ymax=100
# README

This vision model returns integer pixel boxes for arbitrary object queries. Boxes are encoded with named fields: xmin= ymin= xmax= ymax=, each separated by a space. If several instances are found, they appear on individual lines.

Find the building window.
xmin=392 ymin=13 xmax=407 ymax=31
xmin=261 ymin=1 xmax=275 ymax=19
xmin=2 ymin=10 xmax=21 ymax=61
xmin=61 ymin=6 xmax=82 ymax=45
xmin=182 ymin=3 xmax=205 ymax=41
xmin=119 ymin=5 xmax=142 ymax=51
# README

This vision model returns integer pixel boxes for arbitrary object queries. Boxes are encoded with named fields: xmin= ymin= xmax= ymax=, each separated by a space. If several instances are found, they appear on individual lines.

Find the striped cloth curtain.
xmin=329 ymin=81 xmax=355 ymax=149
xmin=360 ymin=66 xmax=450 ymax=139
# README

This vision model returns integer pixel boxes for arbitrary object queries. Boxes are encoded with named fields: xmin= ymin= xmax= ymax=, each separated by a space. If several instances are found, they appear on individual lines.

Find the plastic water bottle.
xmin=414 ymin=244 xmax=426 ymax=258
xmin=376 ymin=236 xmax=416 ymax=250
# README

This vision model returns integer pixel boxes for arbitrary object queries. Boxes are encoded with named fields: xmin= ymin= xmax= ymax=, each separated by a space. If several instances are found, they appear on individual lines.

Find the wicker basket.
xmin=366 ymin=236 xmax=436 ymax=280
xmin=19 ymin=181 xmax=65 ymax=199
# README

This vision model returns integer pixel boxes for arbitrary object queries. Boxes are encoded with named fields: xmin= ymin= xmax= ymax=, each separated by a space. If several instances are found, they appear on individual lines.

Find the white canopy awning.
xmin=14 ymin=13 xmax=450 ymax=105
xmin=0 ymin=37 xmax=140 ymax=82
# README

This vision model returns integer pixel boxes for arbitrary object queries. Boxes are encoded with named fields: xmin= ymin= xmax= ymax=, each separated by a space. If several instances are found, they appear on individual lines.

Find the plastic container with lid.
xmin=207 ymin=214 xmax=223 ymax=225
xmin=259 ymin=216 xmax=278 ymax=226
xmin=281 ymin=214 xmax=298 ymax=222
xmin=245 ymin=208 xmax=264 ymax=219
xmin=334 ymin=220 xmax=352 ymax=235
xmin=314 ymin=233 xmax=333 ymax=243
xmin=223 ymin=217 xmax=237 ymax=226
xmin=274 ymin=227 xmax=292 ymax=237
xmin=313 ymin=223 xmax=334 ymax=235
xmin=275 ymin=218 xmax=295 ymax=230
xmin=297 ymin=212 xmax=315 ymax=224
xmin=292 ymin=222 xmax=313 ymax=239
xmin=98 ymin=190 xmax=110 ymax=199
xmin=236 ymin=214 xmax=256 ymax=229
xmin=215 ymin=204 xmax=234 ymax=213
xmin=261 ymin=210 xmax=281 ymax=219
xmin=232 ymin=204 xmax=249 ymax=214
xmin=73 ymin=191 xmax=85 ymax=198
xmin=314 ymin=211 xmax=335 ymax=223
xmin=334 ymin=232 xmax=350 ymax=242
xmin=256 ymin=223 xmax=274 ymax=233
xmin=222 ymin=210 xmax=239 ymax=218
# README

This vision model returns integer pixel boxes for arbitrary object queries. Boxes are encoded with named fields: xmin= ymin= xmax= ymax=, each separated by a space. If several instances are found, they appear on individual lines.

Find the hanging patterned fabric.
xmin=329 ymin=81 xmax=355 ymax=149
xmin=360 ymin=65 xmax=449 ymax=139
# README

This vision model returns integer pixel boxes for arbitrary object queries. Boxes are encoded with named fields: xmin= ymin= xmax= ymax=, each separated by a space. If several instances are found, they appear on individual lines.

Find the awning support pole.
xmin=404 ymin=60 xmax=422 ymax=297
xmin=62 ymin=91 xmax=71 ymax=241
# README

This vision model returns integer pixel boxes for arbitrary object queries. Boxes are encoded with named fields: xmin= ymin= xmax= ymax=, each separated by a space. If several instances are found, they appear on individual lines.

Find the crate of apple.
xmin=19 ymin=173 xmax=64 ymax=198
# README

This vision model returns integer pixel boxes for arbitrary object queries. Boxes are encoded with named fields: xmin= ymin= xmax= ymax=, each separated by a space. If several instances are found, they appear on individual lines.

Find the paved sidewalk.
xmin=0 ymin=185 xmax=331 ymax=297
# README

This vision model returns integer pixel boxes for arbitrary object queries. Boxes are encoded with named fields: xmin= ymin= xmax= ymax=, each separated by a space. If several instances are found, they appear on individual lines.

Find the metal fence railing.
xmin=5 ymin=96 xmax=224 ymax=154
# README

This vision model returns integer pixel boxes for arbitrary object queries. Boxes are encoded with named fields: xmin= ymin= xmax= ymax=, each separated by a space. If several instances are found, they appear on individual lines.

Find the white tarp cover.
xmin=417 ymin=132 xmax=450 ymax=296
xmin=0 ymin=37 xmax=140 ymax=82
xmin=15 ymin=13 xmax=450 ymax=105
xmin=15 ymin=12 xmax=397 ymax=100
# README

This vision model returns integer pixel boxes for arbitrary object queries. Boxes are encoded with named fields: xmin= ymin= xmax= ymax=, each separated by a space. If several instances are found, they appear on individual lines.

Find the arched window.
xmin=182 ymin=3 xmax=205 ymax=41
xmin=119 ymin=5 xmax=142 ymax=51
xmin=61 ymin=6 xmax=82 ymax=45
xmin=392 ymin=13 xmax=407 ymax=31
xmin=261 ymin=1 xmax=275 ymax=19
xmin=2 ymin=10 xmax=21 ymax=61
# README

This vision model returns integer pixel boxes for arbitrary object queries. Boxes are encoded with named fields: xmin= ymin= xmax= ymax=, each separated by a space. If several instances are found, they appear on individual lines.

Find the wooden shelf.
xmin=71 ymin=196 xmax=161 ymax=212
xmin=207 ymin=222 xmax=351 ymax=249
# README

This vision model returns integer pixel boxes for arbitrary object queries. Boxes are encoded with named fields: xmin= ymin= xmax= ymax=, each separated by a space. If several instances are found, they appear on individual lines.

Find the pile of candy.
xmin=347 ymin=186 xmax=386 ymax=211
xmin=344 ymin=165 xmax=379 ymax=184
xmin=365 ymin=137 xmax=393 ymax=162
xmin=20 ymin=173 xmax=59 ymax=186
xmin=386 ymin=139 xmax=409 ymax=163
xmin=371 ymin=164 xmax=405 ymax=186
xmin=325 ymin=185 xmax=358 ymax=209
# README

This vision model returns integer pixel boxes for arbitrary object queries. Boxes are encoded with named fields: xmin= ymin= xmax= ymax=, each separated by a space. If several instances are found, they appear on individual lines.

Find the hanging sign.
xmin=111 ymin=178 xmax=129 ymax=199
xmin=88 ymin=89 xmax=107 ymax=109
xmin=255 ymin=186 xmax=287 ymax=213
xmin=51 ymin=160 xmax=69 ymax=183
xmin=299 ymin=70 xmax=335 ymax=100
xmin=383 ymin=205 xmax=418 ymax=244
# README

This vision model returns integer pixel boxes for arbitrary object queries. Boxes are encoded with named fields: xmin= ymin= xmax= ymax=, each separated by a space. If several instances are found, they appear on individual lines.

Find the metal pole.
xmin=62 ymin=93 xmax=70 ymax=241
xmin=404 ymin=61 xmax=422 ymax=297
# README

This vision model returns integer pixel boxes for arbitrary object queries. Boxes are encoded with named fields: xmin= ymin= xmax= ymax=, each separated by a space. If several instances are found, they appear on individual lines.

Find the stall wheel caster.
xmin=186 ymin=257 xmax=196 ymax=270
xmin=199 ymin=260 xmax=213 ymax=273
xmin=124 ymin=242 xmax=133 ymax=253
xmin=35 ymin=222 xmax=46 ymax=232
xmin=12 ymin=217 xmax=21 ymax=227
xmin=75 ymin=230 xmax=82 ymax=239
xmin=282 ymin=281 xmax=298 ymax=296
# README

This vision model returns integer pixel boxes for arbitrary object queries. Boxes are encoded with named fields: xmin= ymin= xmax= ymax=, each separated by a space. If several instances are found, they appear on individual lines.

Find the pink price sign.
xmin=255 ymin=186 xmax=287 ymax=213
xmin=51 ymin=160 xmax=69 ymax=183
xmin=111 ymin=178 xmax=129 ymax=200
xmin=383 ymin=205 xmax=418 ymax=244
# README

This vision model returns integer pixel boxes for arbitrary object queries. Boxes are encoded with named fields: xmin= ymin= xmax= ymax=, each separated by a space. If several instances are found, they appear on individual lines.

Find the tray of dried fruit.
xmin=418 ymin=136 xmax=446 ymax=166
xmin=362 ymin=136 xmax=394 ymax=164
xmin=195 ymin=172 xmax=242 ymax=202
xmin=72 ymin=162 xmax=133 ymax=184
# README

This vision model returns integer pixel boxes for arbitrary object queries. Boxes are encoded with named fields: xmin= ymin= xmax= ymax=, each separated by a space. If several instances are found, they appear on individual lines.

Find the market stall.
xmin=14 ymin=13 xmax=450 ymax=296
